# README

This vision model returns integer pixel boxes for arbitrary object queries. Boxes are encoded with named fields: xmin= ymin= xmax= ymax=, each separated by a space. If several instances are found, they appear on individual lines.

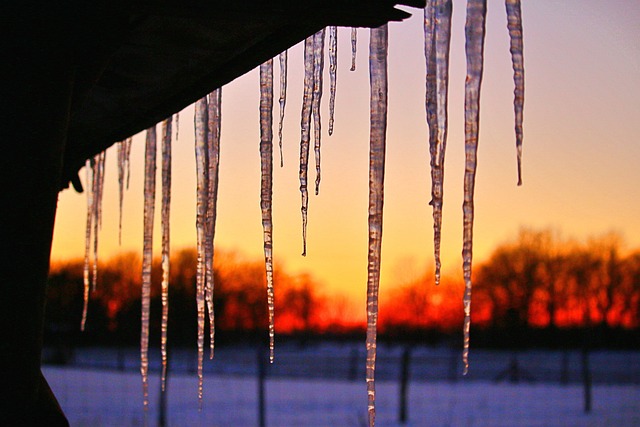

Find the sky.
xmin=52 ymin=0 xmax=640 ymax=313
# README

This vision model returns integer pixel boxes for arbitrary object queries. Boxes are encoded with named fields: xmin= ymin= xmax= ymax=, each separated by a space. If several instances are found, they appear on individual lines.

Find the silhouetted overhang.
xmin=60 ymin=0 xmax=424 ymax=188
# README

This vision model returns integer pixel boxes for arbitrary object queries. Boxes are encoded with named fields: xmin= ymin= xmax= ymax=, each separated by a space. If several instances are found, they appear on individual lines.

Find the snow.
xmin=43 ymin=365 xmax=640 ymax=427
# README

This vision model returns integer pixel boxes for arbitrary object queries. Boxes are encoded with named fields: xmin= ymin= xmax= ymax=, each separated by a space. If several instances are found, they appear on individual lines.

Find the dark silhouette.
xmin=1 ymin=2 xmax=423 ymax=423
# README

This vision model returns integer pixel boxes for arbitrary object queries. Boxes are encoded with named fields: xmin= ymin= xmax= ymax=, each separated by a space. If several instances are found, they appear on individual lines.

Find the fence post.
xmin=560 ymin=350 xmax=569 ymax=385
xmin=349 ymin=347 xmax=359 ymax=382
xmin=398 ymin=347 xmax=411 ymax=424
xmin=258 ymin=347 xmax=267 ymax=427
xmin=581 ymin=347 xmax=592 ymax=413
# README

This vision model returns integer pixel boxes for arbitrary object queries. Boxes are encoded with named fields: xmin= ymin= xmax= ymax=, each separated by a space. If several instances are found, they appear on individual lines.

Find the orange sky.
xmin=52 ymin=1 xmax=640 ymax=313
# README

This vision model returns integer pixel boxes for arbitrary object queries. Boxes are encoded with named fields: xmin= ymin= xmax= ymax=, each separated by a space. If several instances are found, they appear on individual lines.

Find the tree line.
xmin=381 ymin=229 xmax=640 ymax=348
xmin=46 ymin=229 xmax=640 ymax=349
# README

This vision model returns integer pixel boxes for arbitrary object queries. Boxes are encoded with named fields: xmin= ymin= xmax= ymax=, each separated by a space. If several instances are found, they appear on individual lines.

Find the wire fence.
xmin=43 ymin=344 xmax=640 ymax=426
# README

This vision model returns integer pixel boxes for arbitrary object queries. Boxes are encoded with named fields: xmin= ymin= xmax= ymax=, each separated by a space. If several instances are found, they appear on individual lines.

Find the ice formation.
xmin=350 ymin=27 xmax=357 ymax=71
xmin=312 ymin=29 xmax=325 ymax=195
xmin=260 ymin=60 xmax=276 ymax=362
xmin=194 ymin=97 xmax=208 ymax=405
xmin=77 ymin=3 xmax=526 ymax=418
xmin=278 ymin=51 xmax=287 ymax=167
xmin=328 ymin=26 xmax=338 ymax=136
xmin=141 ymin=125 xmax=157 ymax=409
xmin=462 ymin=0 xmax=487 ymax=376
xmin=506 ymin=0 xmax=524 ymax=185
xmin=160 ymin=118 xmax=172 ymax=390
xmin=117 ymin=137 xmax=132 ymax=244
xmin=366 ymin=24 xmax=388 ymax=427
xmin=298 ymin=35 xmax=314 ymax=257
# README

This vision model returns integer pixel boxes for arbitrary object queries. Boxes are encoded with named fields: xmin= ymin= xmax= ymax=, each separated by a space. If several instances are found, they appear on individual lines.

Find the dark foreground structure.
xmin=0 ymin=1 xmax=422 ymax=424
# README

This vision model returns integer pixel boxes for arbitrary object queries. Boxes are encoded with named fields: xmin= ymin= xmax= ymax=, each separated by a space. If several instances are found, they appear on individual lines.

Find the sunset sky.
xmin=52 ymin=1 xmax=640 ymax=314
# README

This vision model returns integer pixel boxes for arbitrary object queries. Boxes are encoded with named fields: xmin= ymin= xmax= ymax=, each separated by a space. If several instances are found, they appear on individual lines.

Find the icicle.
xmin=506 ymin=0 xmax=524 ymax=185
xmin=278 ymin=50 xmax=287 ymax=167
xmin=366 ymin=24 xmax=388 ymax=427
xmin=312 ymin=29 xmax=325 ymax=196
xmin=194 ymin=97 xmax=209 ymax=407
xmin=260 ymin=60 xmax=276 ymax=363
xmin=160 ymin=118 xmax=172 ymax=390
xmin=141 ymin=125 xmax=157 ymax=410
xmin=426 ymin=0 xmax=452 ymax=286
xmin=462 ymin=0 xmax=487 ymax=376
xmin=328 ymin=26 xmax=338 ymax=136
xmin=91 ymin=152 xmax=106 ymax=291
xmin=81 ymin=159 xmax=94 ymax=331
xmin=350 ymin=27 xmax=357 ymax=71
xmin=117 ymin=138 xmax=133 ymax=245
xmin=206 ymin=88 xmax=222 ymax=359
xmin=299 ymin=36 xmax=314 ymax=257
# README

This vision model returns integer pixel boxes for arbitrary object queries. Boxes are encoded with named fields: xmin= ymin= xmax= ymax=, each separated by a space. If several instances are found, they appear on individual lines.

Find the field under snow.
xmin=44 ymin=364 xmax=640 ymax=426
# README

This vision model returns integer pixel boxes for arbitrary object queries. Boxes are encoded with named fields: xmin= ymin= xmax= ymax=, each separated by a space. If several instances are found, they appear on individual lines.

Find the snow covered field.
xmin=44 ymin=366 xmax=639 ymax=427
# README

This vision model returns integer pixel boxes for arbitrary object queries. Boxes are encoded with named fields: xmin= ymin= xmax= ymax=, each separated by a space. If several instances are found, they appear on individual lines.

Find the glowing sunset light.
xmin=52 ymin=1 xmax=640 ymax=324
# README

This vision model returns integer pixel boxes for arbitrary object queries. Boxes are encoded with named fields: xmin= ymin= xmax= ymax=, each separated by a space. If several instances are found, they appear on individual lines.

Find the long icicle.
xmin=81 ymin=159 xmax=94 ymax=331
xmin=194 ymin=97 xmax=209 ymax=407
xmin=462 ymin=0 xmax=487 ymax=376
xmin=260 ymin=59 xmax=275 ymax=363
xmin=299 ymin=36 xmax=315 ymax=256
xmin=141 ymin=125 xmax=157 ymax=410
xmin=312 ymin=28 xmax=326 ymax=195
xmin=506 ymin=0 xmax=524 ymax=185
xmin=328 ymin=26 xmax=338 ymax=136
xmin=278 ymin=51 xmax=287 ymax=167
xmin=206 ymin=88 xmax=222 ymax=359
xmin=160 ymin=117 xmax=172 ymax=390
xmin=430 ymin=0 xmax=453 ymax=286
xmin=424 ymin=2 xmax=438 ymax=284
xmin=350 ymin=27 xmax=357 ymax=71
xmin=91 ymin=151 xmax=106 ymax=292
xmin=367 ymin=24 xmax=388 ymax=427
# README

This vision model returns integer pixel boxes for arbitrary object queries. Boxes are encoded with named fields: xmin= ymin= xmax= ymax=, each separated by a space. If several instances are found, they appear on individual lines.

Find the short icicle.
xmin=259 ymin=59 xmax=276 ymax=362
xmin=505 ymin=0 xmax=524 ymax=185
xmin=206 ymin=88 xmax=222 ymax=359
xmin=328 ymin=26 xmax=338 ymax=136
xmin=141 ymin=125 xmax=157 ymax=410
xmin=117 ymin=137 xmax=133 ymax=245
xmin=278 ymin=51 xmax=287 ymax=167
xmin=299 ymin=35 xmax=315 ymax=256
xmin=366 ymin=24 xmax=388 ymax=427
xmin=350 ymin=27 xmax=357 ymax=71
xmin=429 ymin=0 xmax=453 ymax=286
xmin=194 ymin=97 xmax=209 ymax=407
xmin=312 ymin=28 xmax=326 ymax=195
xmin=462 ymin=0 xmax=487 ymax=376
xmin=160 ymin=118 xmax=172 ymax=390
xmin=81 ymin=159 xmax=94 ymax=331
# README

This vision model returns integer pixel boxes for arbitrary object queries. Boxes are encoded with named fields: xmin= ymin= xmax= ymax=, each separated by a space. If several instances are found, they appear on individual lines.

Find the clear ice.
xmin=141 ymin=125 xmax=157 ymax=410
xmin=260 ymin=60 xmax=276 ymax=362
xmin=462 ymin=0 xmax=487 ymax=376
xmin=427 ymin=0 xmax=453 ymax=286
xmin=117 ymin=137 xmax=132 ymax=244
xmin=278 ymin=51 xmax=287 ymax=167
xmin=299 ymin=35 xmax=314 ymax=256
xmin=350 ymin=27 xmax=357 ymax=71
xmin=160 ymin=118 xmax=172 ymax=390
xmin=506 ymin=0 xmax=524 ymax=185
xmin=328 ymin=26 xmax=338 ymax=136
xmin=194 ymin=97 xmax=208 ymax=406
xmin=366 ymin=24 xmax=388 ymax=427
xmin=312 ymin=29 xmax=325 ymax=196
xmin=206 ymin=88 xmax=222 ymax=359
xmin=81 ymin=159 xmax=95 ymax=331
